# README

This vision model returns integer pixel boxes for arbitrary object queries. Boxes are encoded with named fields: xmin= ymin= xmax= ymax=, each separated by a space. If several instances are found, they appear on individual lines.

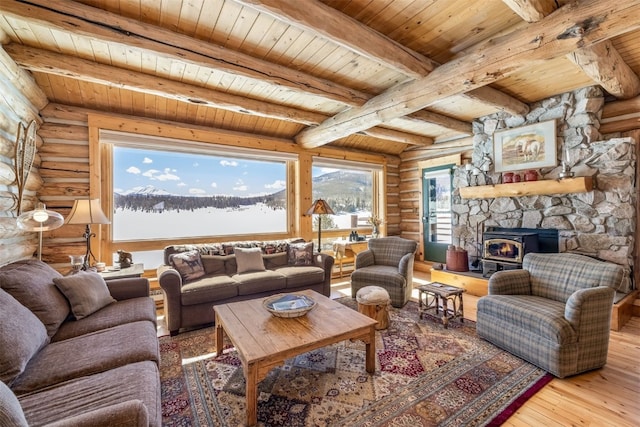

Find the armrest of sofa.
xmin=354 ymin=249 xmax=374 ymax=269
xmin=488 ymin=270 xmax=532 ymax=295
xmin=565 ymin=286 xmax=615 ymax=331
xmin=106 ymin=277 xmax=150 ymax=300
xmin=313 ymin=252 xmax=334 ymax=296
xmin=44 ymin=400 xmax=148 ymax=427
xmin=157 ymin=265 xmax=184 ymax=334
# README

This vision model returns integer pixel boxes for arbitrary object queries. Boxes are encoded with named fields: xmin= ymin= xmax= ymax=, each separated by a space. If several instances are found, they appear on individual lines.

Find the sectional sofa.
xmin=158 ymin=238 xmax=334 ymax=335
xmin=0 ymin=259 xmax=160 ymax=426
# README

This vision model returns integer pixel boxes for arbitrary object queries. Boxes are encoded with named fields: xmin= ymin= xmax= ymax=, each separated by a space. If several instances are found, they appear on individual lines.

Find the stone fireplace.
xmin=452 ymin=86 xmax=636 ymax=294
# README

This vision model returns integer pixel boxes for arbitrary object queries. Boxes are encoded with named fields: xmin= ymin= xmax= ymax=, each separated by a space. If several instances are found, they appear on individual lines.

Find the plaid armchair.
xmin=477 ymin=252 xmax=624 ymax=378
xmin=350 ymin=237 xmax=418 ymax=307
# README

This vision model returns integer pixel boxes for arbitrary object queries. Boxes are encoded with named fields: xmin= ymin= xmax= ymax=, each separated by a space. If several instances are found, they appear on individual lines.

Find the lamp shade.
xmin=16 ymin=202 xmax=64 ymax=232
xmin=305 ymin=199 xmax=335 ymax=216
xmin=66 ymin=199 xmax=110 ymax=225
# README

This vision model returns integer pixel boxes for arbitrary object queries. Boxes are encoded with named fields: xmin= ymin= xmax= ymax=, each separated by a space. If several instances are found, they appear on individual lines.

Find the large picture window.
xmin=108 ymin=135 xmax=290 ymax=241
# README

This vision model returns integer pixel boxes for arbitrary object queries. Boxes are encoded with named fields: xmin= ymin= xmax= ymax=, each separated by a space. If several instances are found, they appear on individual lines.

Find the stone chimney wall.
xmin=453 ymin=86 xmax=636 ymax=277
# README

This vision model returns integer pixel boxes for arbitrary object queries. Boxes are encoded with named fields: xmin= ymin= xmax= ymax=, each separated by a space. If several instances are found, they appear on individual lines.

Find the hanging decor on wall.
xmin=493 ymin=119 xmax=557 ymax=172
xmin=13 ymin=120 xmax=37 ymax=215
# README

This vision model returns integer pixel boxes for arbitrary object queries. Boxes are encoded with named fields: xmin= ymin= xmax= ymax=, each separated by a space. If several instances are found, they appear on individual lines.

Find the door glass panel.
xmin=422 ymin=166 xmax=453 ymax=262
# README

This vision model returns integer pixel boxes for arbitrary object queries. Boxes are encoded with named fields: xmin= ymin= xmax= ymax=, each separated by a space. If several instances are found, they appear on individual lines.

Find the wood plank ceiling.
xmin=1 ymin=0 xmax=639 ymax=157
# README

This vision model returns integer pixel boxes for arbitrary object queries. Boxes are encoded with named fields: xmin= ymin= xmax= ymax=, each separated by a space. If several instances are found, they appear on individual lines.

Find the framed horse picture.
xmin=493 ymin=119 xmax=557 ymax=172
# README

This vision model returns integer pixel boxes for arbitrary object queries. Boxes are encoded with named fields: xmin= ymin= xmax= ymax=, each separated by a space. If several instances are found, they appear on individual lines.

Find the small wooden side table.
xmin=98 ymin=263 xmax=144 ymax=280
xmin=418 ymin=282 xmax=465 ymax=328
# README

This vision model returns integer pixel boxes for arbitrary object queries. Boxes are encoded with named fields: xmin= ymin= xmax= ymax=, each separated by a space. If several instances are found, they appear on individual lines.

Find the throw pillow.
xmin=0 ymin=259 xmax=70 ymax=338
xmin=288 ymin=242 xmax=314 ymax=266
xmin=235 ymin=247 xmax=266 ymax=274
xmin=170 ymin=250 xmax=206 ymax=282
xmin=0 ymin=288 xmax=49 ymax=385
xmin=53 ymin=272 xmax=116 ymax=320
xmin=0 ymin=380 xmax=28 ymax=427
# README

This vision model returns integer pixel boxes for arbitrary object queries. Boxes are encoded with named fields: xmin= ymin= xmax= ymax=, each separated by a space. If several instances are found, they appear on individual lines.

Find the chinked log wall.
xmin=0 ymin=46 xmax=47 ymax=266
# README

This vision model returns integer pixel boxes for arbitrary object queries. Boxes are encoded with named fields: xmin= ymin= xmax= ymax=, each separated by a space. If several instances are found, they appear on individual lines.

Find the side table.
xmin=418 ymin=282 xmax=465 ymax=328
xmin=98 ymin=263 xmax=144 ymax=280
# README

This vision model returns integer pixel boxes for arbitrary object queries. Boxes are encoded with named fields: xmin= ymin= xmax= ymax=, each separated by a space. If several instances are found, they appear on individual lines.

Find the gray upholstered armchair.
xmin=350 ymin=237 xmax=418 ymax=307
xmin=477 ymin=252 xmax=624 ymax=378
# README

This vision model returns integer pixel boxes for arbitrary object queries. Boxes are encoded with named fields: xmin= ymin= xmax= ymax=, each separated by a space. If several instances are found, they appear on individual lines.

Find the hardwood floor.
xmin=157 ymin=271 xmax=640 ymax=426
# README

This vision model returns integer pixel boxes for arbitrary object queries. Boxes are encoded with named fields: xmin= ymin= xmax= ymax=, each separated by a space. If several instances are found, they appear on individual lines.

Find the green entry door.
xmin=422 ymin=165 xmax=453 ymax=263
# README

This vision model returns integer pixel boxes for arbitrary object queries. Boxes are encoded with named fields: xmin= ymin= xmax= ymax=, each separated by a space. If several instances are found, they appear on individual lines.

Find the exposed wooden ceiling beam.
xmin=501 ymin=0 xmax=557 ymax=22
xmin=568 ymin=41 xmax=640 ymax=99
xmin=295 ymin=0 xmax=640 ymax=148
xmin=6 ymin=44 xmax=434 ymax=146
xmin=0 ymin=0 xmax=367 ymax=105
xmin=236 ymin=0 xmax=529 ymax=117
xmin=503 ymin=0 xmax=640 ymax=99
xmin=0 ymin=0 xmax=463 ymax=142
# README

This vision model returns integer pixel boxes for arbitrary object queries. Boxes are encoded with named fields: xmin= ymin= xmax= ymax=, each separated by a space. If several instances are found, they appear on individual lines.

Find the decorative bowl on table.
xmin=263 ymin=293 xmax=316 ymax=318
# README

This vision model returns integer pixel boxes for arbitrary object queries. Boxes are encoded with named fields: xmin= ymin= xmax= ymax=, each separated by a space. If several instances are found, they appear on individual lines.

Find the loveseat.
xmin=158 ymin=239 xmax=334 ymax=335
xmin=0 ymin=259 xmax=160 ymax=426
xmin=477 ymin=252 xmax=624 ymax=378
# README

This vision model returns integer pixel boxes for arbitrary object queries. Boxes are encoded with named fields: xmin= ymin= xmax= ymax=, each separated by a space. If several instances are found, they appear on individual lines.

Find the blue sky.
xmin=113 ymin=147 xmax=336 ymax=197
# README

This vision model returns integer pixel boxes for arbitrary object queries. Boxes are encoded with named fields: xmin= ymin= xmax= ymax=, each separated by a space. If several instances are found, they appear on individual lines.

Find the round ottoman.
xmin=356 ymin=286 xmax=391 ymax=330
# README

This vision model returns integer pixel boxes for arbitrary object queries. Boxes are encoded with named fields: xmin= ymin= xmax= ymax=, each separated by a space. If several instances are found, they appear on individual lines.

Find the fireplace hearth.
xmin=481 ymin=227 xmax=558 ymax=277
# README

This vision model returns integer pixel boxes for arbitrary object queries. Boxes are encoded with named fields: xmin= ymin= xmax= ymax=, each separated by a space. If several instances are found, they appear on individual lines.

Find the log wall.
xmin=0 ymin=46 xmax=47 ymax=266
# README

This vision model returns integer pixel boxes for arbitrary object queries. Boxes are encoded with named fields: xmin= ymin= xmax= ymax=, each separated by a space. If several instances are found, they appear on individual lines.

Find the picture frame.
xmin=493 ymin=119 xmax=557 ymax=172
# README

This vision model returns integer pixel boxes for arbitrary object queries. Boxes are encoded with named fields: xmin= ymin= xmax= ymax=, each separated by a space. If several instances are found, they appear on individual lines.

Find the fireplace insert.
xmin=481 ymin=227 xmax=558 ymax=277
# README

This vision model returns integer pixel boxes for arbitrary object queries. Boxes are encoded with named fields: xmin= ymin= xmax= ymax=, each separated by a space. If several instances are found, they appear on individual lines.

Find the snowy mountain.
xmin=118 ymin=185 xmax=175 ymax=196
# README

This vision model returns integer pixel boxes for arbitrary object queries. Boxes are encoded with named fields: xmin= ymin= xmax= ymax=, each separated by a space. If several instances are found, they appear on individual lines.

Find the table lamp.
xmin=16 ymin=202 xmax=64 ymax=261
xmin=305 ymin=199 xmax=335 ymax=252
xmin=65 ymin=198 xmax=110 ymax=270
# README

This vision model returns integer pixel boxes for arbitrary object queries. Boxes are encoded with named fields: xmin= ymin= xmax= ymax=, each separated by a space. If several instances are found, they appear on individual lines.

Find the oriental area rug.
xmin=160 ymin=298 xmax=552 ymax=426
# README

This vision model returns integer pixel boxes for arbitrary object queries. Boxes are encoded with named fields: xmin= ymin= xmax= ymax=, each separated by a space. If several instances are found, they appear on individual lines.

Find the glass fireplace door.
xmin=422 ymin=165 xmax=453 ymax=263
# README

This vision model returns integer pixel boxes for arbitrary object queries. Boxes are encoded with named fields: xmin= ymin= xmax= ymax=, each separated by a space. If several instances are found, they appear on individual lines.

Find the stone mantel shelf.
xmin=459 ymin=176 xmax=593 ymax=199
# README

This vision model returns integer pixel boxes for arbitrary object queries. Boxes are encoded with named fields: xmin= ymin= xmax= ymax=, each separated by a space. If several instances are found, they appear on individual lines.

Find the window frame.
xmin=310 ymin=157 xmax=385 ymax=242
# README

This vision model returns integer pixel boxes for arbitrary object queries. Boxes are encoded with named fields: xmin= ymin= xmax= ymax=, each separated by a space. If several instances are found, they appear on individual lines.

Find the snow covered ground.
xmin=112 ymin=203 xmax=370 ymax=266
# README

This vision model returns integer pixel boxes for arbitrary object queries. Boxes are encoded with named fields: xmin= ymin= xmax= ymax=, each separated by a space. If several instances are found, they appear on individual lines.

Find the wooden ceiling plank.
xmin=504 ymin=0 xmax=640 ymax=100
xmin=1 ymin=0 xmax=466 ymax=136
xmin=235 ymin=0 xmax=528 ymax=117
xmin=0 ymin=0 xmax=370 ymax=105
xmin=295 ymin=0 xmax=640 ymax=148
xmin=231 ymin=0 xmax=437 ymax=77
xmin=6 ymin=44 xmax=326 ymax=125
xmin=13 ymin=43 xmax=428 ymax=146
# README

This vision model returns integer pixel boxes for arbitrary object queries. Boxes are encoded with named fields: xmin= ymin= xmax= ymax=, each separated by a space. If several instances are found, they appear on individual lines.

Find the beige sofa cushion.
xmin=0 ymin=288 xmax=49 ymax=385
xmin=0 ymin=259 xmax=70 ymax=338
xmin=235 ymin=247 xmax=266 ymax=273
xmin=54 ymin=273 xmax=116 ymax=320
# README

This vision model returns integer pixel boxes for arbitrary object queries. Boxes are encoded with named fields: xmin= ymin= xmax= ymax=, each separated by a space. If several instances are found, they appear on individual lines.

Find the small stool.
xmin=356 ymin=286 xmax=391 ymax=330
xmin=417 ymin=282 xmax=465 ymax=328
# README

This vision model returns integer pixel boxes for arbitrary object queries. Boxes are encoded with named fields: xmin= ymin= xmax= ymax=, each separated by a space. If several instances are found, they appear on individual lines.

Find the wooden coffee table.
xmin=214 ymin=289 xmax=377 ymax=426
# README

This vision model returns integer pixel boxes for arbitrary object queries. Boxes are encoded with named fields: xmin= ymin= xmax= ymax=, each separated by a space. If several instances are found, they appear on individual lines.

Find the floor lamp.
xmin=305 ymin=199 xmax=335 ymax=253
xmin=16 ymin=203 xmax=64 ymax=261
xmin=65 ymin=199 xmax=110 ymax=270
